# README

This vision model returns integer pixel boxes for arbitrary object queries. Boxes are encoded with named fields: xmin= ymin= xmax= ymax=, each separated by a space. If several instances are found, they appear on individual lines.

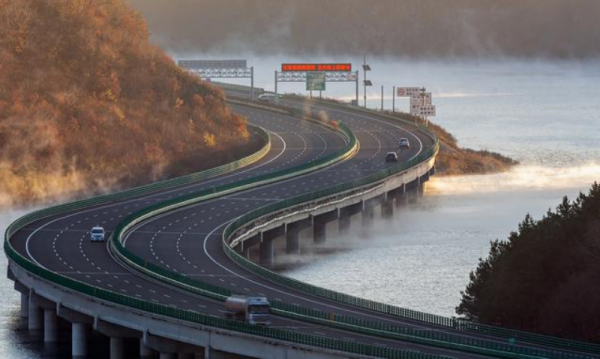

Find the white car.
xmin=398 ymin=138 xmax=410 ymax=149
xmin=90 ymin=226 xmax=105 ymax=242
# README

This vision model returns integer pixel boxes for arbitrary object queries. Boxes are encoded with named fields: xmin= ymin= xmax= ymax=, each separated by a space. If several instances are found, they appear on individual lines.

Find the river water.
xmin=1 ymin=58 xmax=599 ymax=356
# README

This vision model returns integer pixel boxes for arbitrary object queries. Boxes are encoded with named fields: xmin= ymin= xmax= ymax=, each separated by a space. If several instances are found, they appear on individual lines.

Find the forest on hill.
xmin=0 ymin=0 xmax=256 ymax=208
xmin=457 ymin=183 xmax=600 ymax=343
xmin=130 ymin=0 xmax=600 ymax=59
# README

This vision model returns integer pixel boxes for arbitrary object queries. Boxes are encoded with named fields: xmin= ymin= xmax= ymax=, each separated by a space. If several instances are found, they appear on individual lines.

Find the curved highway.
xmin=8 ymin=99 xmax=597 ymax=358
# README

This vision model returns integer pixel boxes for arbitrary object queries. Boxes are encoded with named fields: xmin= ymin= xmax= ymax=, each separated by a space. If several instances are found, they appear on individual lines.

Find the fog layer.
xmin=128 ymin=0 xmax=600 ymax=58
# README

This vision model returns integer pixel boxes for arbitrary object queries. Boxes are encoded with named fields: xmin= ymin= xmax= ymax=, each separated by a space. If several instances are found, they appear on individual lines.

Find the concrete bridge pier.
xmin=391 ymin=184 xmax=408 ymax=208
xmin=241 ymin=234 xmax=261 ymax=260
xmin=286 ymin=218 xmax=312 ymax=254
xmin=144 ymin=333 xmax=202 ymax=359
xmin=43 ymin=308 xmax=59 ymax=343
xmin=14 ymin=281 xmax=29 ymax=318
xmin=72 ymin=323 xmax=89 ymax=357
xmin=313 ymin=210 xmax=339 ymax=244
xmin=418 ymin=172 xmax=430 ymax=198
xmin=20 ymin=292 xmax=29 ymax=318
xmin=110 ymin=338 xmax=125 ymax=359
xmin=29 ymin=292 xmax=58 ymax=342
xmin=95 ymin=319 xmax=141 ymax=359
xmin=406 ymin=180 xmax=420 ymax=205
xmin=362 ymin=194 xmax=385 ymax=227
xmin=28 ymin=299 xmax=43 ymax=330
xmin=205 ymin=347 xmax=248 ymax=358
xmin=260 ymin=226 xmax=285 ymax=266
xmin=338 ymin=202 xmax=362 ymax=235
xmin=57 ymin=305 xmax=94 ymax=357
xmin=140 ymin=339 xmax=154 ymax=358
xmin=381 ymin=194 xmax=394 ymax=219
xmin=177 ymin=353 xmax=194 ymax=359
xmin=361 ymin=205 xmax=375 ymax=227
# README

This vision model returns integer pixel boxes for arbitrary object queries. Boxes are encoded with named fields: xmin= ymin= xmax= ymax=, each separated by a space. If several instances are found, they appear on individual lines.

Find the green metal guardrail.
xmin=3 ymin=240 xmax=449 ymax=359
xmin=222 ymin=118 xmax=600 ymax=357
xmin=3 ymin=120 xmax=449 ymax=358
xmin=111 ymin=102 xmax=597 ymax=357
xmin=110 ymin=120 xmax=357 ymax=293
xmin=107 ymin=131 xmax=594 ymax=359
xmin=220 ymin=141 xmax=600 ymax=357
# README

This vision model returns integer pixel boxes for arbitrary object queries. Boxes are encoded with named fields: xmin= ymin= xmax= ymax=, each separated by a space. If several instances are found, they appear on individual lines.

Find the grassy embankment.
xmin=281 ymin=96 xmax=517 ymax=176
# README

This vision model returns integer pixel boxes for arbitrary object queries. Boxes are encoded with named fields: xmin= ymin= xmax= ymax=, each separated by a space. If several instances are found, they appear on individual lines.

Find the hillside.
xmin=0 ymin=0 xmax=258 ymax=208
xmin=457 ymin=183 xmax=600 ymax=342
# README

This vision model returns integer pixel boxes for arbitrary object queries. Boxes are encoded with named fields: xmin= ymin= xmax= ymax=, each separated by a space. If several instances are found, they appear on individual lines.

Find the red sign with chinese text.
xmin=282 ymin=63 xmax=352 ymax=72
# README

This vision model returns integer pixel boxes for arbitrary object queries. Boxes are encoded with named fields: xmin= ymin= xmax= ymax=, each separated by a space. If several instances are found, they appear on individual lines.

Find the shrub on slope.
xmin=0 ymin=0 xmax=253 ymax=208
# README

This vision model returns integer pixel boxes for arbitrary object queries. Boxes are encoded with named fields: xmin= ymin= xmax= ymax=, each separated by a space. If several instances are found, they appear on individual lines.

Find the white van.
xmin=257 ymin=93 xmax=278 ymax=102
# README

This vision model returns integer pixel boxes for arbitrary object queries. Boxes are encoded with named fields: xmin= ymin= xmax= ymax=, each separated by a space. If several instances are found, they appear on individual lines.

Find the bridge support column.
xmin=95 ymin=319 xmax=141 ymax=359
xmin=242 ymin=247 xmax=251 ymax=260
xmin=339 ymin=202 xmax=362 ymax=236
xmin=418 ymin=184 xmax=425 ymax=197
xmin=407 ymin=181 xmax=419 ymax=204
xmin=259 ymin=239 xmax=274 ymax=266
xmin=72 ymin=323 xmax=88 ymax=358
xmin=313 ymin=210 xmax=338 ymax=244
xmin=205 ymin=347 xmax=241 ymax=359
xmin=361 ymin=205 xmax=375 ymax=227
xmin=396 ymin=191 xmax=408 ymax=207
xmin=44 ymin=309 xmax=59 ymax=343
xmin=140 ymin=339 xmax=153 ymax=358
xmin=110 ymin=337 xmax=124 ymax=359
xmin=286 ymin=218 xmax=311 ymax=255
xmin=144 ymin=333 xmax=203 ymax=358
xmin=57 ymin=305 xmax=93 ymax=357
xmin=381 ymin=198 xmax=394 ymax=219
xmin=28 ymin=295 xmax=43 ymax=330
xmin=313 ymin=222 xmax=327 ymax=244
xmin=259 ymin=226 xmax=284 ymax=266
xmin=338 ymin=215 xmax=351 ymax=235
xmin=391 ymin=184 xmax=407 ymax=208
xmin=285 ymin=230 xmax=300 ymax=255
xmin=20 ymin=292 xmax=29 ymax=318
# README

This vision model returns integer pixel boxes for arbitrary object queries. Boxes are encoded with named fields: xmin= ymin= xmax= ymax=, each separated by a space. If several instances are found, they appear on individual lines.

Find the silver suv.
xmin=90 ymin=226 xmax=105 ymax=242
xmin=398 ymin=138 xmax=410 ymax=149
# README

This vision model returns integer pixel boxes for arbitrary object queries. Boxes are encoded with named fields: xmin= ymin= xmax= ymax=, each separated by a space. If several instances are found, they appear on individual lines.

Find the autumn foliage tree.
xmin=0 ymin=0 xmax=254 ymax=208
xmin=457 ymin=183 xmax=600 ymax=343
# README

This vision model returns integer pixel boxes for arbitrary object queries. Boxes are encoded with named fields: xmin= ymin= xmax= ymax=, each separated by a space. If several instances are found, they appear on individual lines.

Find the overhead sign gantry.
xmin=178 ymin=60 xmax=255 ymax=99
xmin=275 ymin=63 xmax=359 ymax=103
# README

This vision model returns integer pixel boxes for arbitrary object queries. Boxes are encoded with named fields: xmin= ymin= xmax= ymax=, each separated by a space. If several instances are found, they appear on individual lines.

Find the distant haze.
xmin=128 ymin=0 xmax=600 ymax=58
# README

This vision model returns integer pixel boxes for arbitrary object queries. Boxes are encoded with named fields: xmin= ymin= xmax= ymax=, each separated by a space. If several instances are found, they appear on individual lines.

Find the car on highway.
xmin=385 ymin=151 xmax=398 ymax=162
xmin=90 ymin=226 xmax=105 ymax=242
xmin=257 ymin=93 xmax=279 ymax=102
xmin=398 ymin=138 xmax=410 ymax=149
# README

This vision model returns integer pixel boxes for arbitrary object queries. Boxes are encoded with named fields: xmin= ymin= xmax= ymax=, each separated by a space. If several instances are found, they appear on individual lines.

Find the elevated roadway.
xmin=6 ymin=99 xmax=599 ymax=359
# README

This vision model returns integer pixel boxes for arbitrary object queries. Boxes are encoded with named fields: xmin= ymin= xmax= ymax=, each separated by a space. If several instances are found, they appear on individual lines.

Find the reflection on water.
xmin=280 ymin=172 xmax=590 ymax=316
